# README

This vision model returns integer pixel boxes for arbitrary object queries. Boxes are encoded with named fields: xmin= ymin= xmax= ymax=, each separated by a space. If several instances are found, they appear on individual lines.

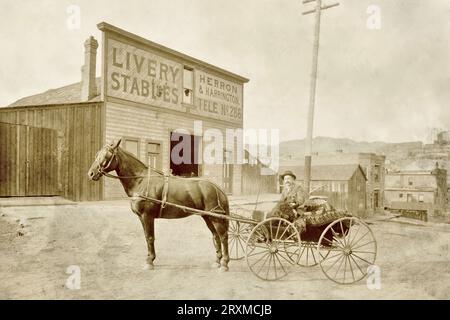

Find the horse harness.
xmin=96 ymin=145 xmax=226 ymax=218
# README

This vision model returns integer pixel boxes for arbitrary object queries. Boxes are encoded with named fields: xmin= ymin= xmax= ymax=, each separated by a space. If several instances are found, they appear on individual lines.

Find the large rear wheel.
xmin=317 ymin=217 xmax=377 ymax=284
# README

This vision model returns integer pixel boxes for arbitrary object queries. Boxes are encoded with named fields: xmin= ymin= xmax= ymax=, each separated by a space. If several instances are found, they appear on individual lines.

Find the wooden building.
xmin=278 ymin=164 xmax=368 ymax=217
xmin=241 ymin=149 xmax=277 ymax=195
xmin=0 ymin=22 xmax=248 ymax=201
xmin=384 ymin=166 xmax=448 ymax=219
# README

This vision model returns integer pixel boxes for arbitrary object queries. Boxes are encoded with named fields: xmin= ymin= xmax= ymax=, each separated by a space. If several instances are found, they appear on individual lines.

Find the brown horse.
xmin=87 ymin=140 xmax=230 ymax=271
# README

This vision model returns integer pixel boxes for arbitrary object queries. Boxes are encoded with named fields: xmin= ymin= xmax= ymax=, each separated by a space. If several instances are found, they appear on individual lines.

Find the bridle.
xmin=94 ymin=145 xmax=144 ymax=179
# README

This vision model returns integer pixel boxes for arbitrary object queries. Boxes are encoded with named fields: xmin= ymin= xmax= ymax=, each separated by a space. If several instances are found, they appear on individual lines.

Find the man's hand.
xmin=289 ymin=202 xmax=298 ymax=208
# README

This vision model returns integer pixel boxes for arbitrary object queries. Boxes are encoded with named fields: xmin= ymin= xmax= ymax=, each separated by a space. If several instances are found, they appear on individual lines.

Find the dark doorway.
xmin=170 ymin=132 xmax=200 ymax=177
xmin=374 ymin=190 xmax=380 ymax=208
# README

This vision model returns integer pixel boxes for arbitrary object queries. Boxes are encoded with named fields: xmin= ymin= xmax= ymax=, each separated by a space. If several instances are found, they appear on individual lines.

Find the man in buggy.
xmin=268 ymin=170 xmax=334 ymax=232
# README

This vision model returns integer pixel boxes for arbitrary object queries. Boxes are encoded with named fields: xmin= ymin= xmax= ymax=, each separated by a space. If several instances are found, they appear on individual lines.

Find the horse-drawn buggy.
xmin=88 ymin=141 xmax=377 ymax=285
xmin=228 ymin=198 xmax=377 ymax=284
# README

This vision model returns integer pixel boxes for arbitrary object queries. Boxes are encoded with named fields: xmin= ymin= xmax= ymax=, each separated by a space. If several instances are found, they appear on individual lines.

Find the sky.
xmin=0 ymin=0 xmax=449 ymax=143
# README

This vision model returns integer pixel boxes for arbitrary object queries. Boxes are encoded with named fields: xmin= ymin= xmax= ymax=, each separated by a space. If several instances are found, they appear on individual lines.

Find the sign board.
xmin=105 ymin=36 xmax=243 ymax=124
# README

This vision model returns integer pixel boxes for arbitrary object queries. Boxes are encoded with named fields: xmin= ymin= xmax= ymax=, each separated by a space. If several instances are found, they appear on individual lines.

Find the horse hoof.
xmin=143 ymin=263 xmax=154 ymax=270
xmin=219 ymin=266 xmax=229 ymax=272
xmin=211 ymin=262 xmax=221 ymax=268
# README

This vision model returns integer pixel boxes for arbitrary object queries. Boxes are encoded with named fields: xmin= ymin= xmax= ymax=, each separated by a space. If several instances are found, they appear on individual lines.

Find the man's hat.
xmin=280 ymin=170 xmax=296 ymax=180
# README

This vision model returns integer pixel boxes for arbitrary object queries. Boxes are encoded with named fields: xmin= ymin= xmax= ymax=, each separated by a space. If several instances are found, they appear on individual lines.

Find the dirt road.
xmin=0 ymin=200 xmax=449 ymax=299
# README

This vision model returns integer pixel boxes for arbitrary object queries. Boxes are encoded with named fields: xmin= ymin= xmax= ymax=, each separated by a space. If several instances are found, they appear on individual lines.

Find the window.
xmin=146 ymin=142 xmax=162 ymax=170
xmin=183 ymin=67 xmax=194 ymax=104
xmin=418 ymin=194 xmax=424 ymax=203
xmin=123 ymin=138 xmax=139 ymax=158
xmin=374 ymin=164 xmax=380 ymax=182
xmin=408 ymin=178 xmax=413 ymax=186
xmin=399 ymin=193 xmax=403 ymax=198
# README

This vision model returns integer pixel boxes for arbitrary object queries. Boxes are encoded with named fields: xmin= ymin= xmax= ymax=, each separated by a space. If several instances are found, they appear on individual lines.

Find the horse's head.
xmin=88 ymin=139 xmax=122 ymax=181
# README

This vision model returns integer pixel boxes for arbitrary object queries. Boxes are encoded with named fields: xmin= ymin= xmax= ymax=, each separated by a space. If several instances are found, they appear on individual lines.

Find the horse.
xmin=87 ymin=139 xmax=230 ymax=272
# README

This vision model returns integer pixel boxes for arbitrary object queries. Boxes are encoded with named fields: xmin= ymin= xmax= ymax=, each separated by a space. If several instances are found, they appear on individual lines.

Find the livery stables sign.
xmin=106 ymin=38 xmax=183 ymax=111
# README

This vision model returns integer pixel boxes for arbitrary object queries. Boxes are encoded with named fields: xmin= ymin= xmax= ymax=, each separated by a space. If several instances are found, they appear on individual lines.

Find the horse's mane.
xmin=117 ymin=147 xmax=148 ymax=170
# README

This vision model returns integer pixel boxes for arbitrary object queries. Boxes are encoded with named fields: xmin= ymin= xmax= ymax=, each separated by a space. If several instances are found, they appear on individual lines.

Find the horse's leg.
xmin=211 ymin=218 xmax=230 ymax=272
xmin=202 ymin=216 xmax=222 ymax=268
xmin=140 ymin=213 xmax=156 ymax=270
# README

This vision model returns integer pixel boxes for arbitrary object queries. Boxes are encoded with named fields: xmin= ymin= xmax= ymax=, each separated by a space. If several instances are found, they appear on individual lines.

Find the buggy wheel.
xmin=317 ymin=217 xmax=377 ymax=284
xmin=285 ymin=241 xmax=325 ymax=267
xmin=228 ymin=220 xmax=251 ymax=260
xmin=246 ymin=217 xmax=301 ymax=281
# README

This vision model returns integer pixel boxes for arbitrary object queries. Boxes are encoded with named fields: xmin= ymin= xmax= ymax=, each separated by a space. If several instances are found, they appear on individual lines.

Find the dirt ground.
xmin=0 ymin=197 xmax=449 ymax=300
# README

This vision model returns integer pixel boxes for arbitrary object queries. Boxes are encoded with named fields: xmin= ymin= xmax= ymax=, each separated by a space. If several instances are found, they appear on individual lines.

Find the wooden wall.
xmin=0 ymin=103 xmax=104 ymax=201
xmin=241 ymin=163 xmax=277 ymax=195
xmin=0 ymin=122 xmax=58 ymax=196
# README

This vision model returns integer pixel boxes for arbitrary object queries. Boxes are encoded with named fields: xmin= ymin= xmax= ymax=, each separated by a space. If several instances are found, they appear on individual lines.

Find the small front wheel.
xmin=228 ymin=220 xmax=251 ymax=260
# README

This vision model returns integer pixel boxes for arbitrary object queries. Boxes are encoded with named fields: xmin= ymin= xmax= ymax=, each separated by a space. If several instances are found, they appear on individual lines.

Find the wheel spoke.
xmin=348 ymin=222 xmax=361 ymax=246
xmin=352 ymin=240 xmax=376 ymax=251
xmin=274 ymin=253 xmax=288 ymax=275
xmin=331 ymin=227 xmax=346 ymax=248
xmin=274 ymin=219 xmax=282 ymax=240
xmin=349 ymin=253 xmax=365 ymax=276
xmin=247 ymin=249 xmax=268 ymax=258
xmin=306 ymin=245 xmax=309 ymax=264
xmin=238 ymin=236 xmax=246 ymax=254
xmin=283 ymin=230 xmax=298 ymax=242
xmin=277 ymin=250 xmax=296 ymax=265
xmin=352 ymin=250 xmax=376 ymax=255
xmin=251 ymin=252 xmax=270 ymax=268
xmin=273 ymin=254 xmax=278 ymax=279
xmin=350 ymin=230 xmax=371 ymax=248
xmin=343 ymin=254 xmax=348 ymax=283
xmin=266 ymin=254 xmax=273 ymax=279
xmin=311 ymin=247 xmax=317 ymax=265
xmin=269 ymin=220 xmax=273 ymax=242
xmin=351 ymin=252 xmax=373 ymax=265
xmin=334 ymin=254 xmax=346 ymax=279
xmin=348 ymin=256 xmax=356 ymax=282
xmin=325 ymin=254 xmax=345 ymax=273
xmin=321 ymin=251 xmax=341 ymax=262
xmin=339 ymin=220 xmax=346 ymax=246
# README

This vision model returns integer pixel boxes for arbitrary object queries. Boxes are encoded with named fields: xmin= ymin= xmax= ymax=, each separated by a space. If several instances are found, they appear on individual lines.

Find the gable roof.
xmin=279 ymin=164 xmax=367 ymax=181
xmin=6 ymin=78 xmax=102 ymax=108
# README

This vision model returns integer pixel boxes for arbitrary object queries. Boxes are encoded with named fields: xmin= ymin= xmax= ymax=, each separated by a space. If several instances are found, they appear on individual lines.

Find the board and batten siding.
xmin=0 ymin=103 xmax=104 ymax=201
xmin=104 ymin=101 xmax=242 ymax=199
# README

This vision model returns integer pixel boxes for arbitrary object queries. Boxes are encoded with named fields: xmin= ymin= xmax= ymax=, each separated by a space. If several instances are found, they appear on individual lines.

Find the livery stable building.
xmin=0 ymin=22 xmax=249 ymax=201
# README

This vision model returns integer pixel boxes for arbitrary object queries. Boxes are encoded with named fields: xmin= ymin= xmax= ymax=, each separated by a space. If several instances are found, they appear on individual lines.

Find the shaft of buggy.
xmin=135 ymin=194 xmax=259 ymax=225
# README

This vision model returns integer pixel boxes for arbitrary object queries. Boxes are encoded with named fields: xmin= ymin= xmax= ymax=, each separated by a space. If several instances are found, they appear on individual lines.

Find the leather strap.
xmin=159 ymin=175 xmax=169 ymax=218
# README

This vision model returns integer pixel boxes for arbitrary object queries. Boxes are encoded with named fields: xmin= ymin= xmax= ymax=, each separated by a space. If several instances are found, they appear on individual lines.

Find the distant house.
xmin=310 ymin=152 xmax=386 ymax=215
xmin=384 ymin=165 xmax=448 ymax=219
xmin=278 ymin=164 xmax=367 ymax=217
xmin=241 ymin=149 xmax=277 ymax=195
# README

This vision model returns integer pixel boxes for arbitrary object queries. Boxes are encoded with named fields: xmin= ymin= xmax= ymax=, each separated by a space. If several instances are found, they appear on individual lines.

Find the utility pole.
xmin=302 ymin=0 xmax=339 ymax=193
